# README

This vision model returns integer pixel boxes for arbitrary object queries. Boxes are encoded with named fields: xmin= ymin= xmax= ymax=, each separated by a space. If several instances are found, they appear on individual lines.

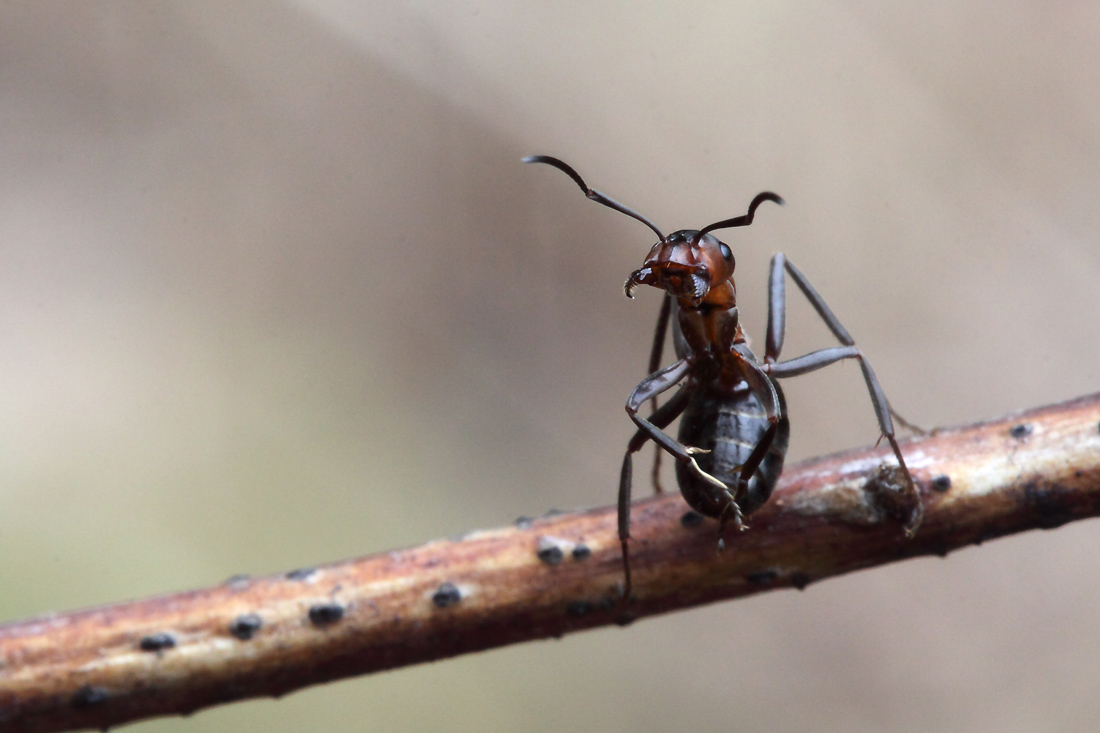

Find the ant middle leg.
xmin=761 ymin=253 xmax=923 ymax=534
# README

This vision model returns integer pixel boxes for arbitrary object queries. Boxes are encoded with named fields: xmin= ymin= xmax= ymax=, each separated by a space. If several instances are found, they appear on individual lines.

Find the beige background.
xmin=2 ymin=2 xmax=1100 ymax=731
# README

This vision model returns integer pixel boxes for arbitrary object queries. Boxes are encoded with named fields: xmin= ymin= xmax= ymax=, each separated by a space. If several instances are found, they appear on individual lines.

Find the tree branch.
xmin=2 ymin=393 xmax=1100 ymax=732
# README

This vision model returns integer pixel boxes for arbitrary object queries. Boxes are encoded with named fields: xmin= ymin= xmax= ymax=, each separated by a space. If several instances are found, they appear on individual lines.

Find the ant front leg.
xmin=618 ymin=359 xmax=690 ymax=600
xmin=619 ymin=358 xmax=724 ymax=600
xmin=761 ymin=253 xmax=923 ymax=535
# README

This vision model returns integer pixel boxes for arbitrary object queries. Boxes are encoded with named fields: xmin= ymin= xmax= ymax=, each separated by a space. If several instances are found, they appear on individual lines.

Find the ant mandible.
xmin=524 ymin=155 xmax=923 ymax=599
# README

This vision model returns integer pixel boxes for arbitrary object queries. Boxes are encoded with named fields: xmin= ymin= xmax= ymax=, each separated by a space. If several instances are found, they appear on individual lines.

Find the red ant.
xmin=525 ymin=156 xmax=923 ymax=599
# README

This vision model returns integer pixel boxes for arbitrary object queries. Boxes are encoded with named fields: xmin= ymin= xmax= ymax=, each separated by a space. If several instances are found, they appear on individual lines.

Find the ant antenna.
xmin=696 ymin=191 xmax=784 ymax=240
xmin=523 ymin=155 xmax=667 ymax=242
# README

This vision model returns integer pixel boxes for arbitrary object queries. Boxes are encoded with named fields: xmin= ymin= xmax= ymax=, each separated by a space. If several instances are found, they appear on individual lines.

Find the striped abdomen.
xmin=675 ymin=380 xmax=790 ymax=517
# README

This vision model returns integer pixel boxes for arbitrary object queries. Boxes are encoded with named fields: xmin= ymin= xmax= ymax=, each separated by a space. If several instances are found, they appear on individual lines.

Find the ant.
xmin=524 ymin=155 xmax=923 ymax=599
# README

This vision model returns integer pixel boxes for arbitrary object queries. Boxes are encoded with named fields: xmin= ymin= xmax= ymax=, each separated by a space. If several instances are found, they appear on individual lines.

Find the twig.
xmin=2 ymin=393 xmax=1099 ymax=732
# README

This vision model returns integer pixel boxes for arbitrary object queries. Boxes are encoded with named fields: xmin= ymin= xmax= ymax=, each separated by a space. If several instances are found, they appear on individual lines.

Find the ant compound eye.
xmin=719 ymin=242 xmax=733 ymax=261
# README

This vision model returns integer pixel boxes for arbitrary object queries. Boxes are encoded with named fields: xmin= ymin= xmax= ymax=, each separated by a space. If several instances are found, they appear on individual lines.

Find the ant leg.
xmin=731 ymin=422 xmax=779 ymax=505
xmin=627 ymin=382 xmax=693 ymax=457
xmin=619 ymin=385 xmax=691 ymax=599
xmin=624 ymin=359 xmax=712 ymax=469
xmin=771 ymin=253 xmax=857 ymax=351
xmin=647 ymin=294 xmax=673 ymax=375
xmin=763 ymin=346 xmax=923 ymax=535
xmin=647 ymin=293 xmax=674 ymax=493
xmin=716 ymin=421 xmax=779 ymax=549
xmin=724 ymin=353 xmax=783 ymax=533
xmin=764 ymin=253 xmax=922 ymax=533
xmin=764 ymin=253 xmax=787 ymax=362
xmin=889 ymin=405 xmax=930 ymax=436
xmin=765 ymin=346 xmax=888 ymax=423
xmin=767 ymin=254 xmax=895 ymax=433
xmin=619 ymin=359 xmax=692 ymax=600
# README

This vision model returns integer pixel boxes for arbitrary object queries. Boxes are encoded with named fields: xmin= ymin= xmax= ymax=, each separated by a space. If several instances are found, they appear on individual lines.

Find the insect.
xmin=524 ymin=155 xmax=923 ymax=599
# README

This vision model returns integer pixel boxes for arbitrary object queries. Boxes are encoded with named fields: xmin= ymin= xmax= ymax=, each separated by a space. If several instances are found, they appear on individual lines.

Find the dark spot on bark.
xmin=536 ymin=540 xmax=564 ymax=566
xmin=229 ymin=613 xmax=263 ymax=640
xmin=571 ymin=543 xmax=591 ymax=560
xmin=599 ymin=596 xmax=617 ymax=611
xmin=308 ymin=603 xmax=345 ymax=626
xmin=1009 ymin=423 xmax=1032 ymax=439
xmin=680 ymin=510 xmax=705 ymax=527
xmin=544 ymin=508 xmax=565 ymax=516
xmin=615 ymin=613 xmax=636 ymax=627
xmin=931 ymin=474 xmax=952 ymax=492
xmin=567 ymin=600 xmax=594 ymax=617
xmin=286 ymin=567 xmax=316 ymax=581
xmin=746 ymin=569 xmax=779 ymax=584
xmin=139 ymin=632 xmax=176 ymax=652
xmin=514 ymin=516 xmax=533 ymax=528
xmin=432 ymin=582 xmax=461 ymax=608
xmin=789 ymin=572 xmax=811 ymax=590
xmin=72 ymin=686 xmax=109 ymax=708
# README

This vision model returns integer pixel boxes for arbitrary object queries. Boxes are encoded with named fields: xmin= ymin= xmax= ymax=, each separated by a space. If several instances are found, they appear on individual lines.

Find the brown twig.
xmin=2 ymin=394 xmax=1100 ymax=732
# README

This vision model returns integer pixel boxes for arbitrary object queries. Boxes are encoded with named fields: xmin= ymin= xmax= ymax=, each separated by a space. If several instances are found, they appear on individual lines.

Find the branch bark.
xmin=2 ymin=393 xmax=1100 ymax=732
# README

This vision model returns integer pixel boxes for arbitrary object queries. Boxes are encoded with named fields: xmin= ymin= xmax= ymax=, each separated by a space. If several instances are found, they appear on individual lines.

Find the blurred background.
xmin=2 ymin=2 xmax=1100 ymax=731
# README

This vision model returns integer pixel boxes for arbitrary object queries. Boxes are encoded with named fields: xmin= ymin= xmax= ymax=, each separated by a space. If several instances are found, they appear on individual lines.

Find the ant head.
xmin=524 ymin=155 xmax=782 ymax=308
xmin=624 ymin=230 xmax=735 ymax=308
